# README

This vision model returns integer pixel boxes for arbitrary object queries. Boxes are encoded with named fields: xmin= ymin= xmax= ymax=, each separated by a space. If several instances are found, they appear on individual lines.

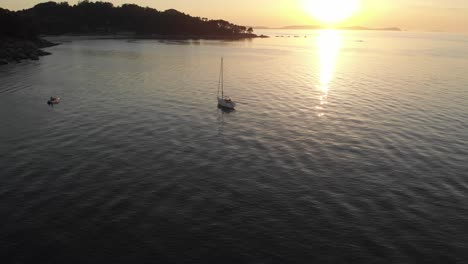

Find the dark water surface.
xmin=1 ymin=31 xmax=468 ymax=263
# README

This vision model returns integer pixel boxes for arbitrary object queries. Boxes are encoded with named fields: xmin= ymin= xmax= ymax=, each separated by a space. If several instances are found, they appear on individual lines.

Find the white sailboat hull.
xmin=217 ymin=97 xmax=236 ymax=109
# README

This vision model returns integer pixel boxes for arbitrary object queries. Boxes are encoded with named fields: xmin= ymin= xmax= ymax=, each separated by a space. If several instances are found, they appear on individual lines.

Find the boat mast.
xmin=221 ymin=57 xmax=224 ymax=98
xmin=217 ymin=59 xmax=221 ymax=98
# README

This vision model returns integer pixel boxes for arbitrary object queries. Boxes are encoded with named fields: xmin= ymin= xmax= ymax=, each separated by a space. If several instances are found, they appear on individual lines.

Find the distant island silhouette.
xmin=0 ymin=1 xmax=265 ymax=64
xmin=255 ymin=25 xmax=402 ymax=31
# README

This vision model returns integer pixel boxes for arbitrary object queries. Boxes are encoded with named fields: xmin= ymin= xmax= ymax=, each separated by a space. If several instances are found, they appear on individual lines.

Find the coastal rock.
xmin=17 ymin=52 xmax=27 ymax=60
xmin=0 ymin=37 xmax=57 ymax=65
xmin=38 ymin=38 xmax=59 ymax=48
xmin=38 ymin=50 xmax=51 ymax=56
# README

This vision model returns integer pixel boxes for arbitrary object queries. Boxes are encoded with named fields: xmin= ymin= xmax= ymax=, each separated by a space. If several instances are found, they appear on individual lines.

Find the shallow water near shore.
xmin=1 ymin=30 xmax=468 ymax=263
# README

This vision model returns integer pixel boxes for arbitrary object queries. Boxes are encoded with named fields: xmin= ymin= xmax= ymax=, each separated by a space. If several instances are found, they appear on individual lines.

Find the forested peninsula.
xmin=0 ymin=1 xmax=262 ymax=64
xmin=0 ymin=7 xmax=57 ymax=64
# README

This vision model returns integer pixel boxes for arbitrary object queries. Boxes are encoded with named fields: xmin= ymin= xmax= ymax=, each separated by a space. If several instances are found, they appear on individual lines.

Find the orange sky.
xmin=2 ymin=0 xmax=468 ymax=32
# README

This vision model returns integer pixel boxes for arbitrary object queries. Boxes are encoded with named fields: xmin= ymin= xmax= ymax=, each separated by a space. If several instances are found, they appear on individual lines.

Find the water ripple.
xmin=1 ymin=33 xmax=468 ymax=263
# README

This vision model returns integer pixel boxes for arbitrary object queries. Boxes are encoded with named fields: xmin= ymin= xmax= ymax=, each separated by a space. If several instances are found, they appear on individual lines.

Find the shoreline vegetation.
xmin=0 ymin=7 xmax=59 ymax=65
xmin=0 ymin=1 xmax=267 ymax=65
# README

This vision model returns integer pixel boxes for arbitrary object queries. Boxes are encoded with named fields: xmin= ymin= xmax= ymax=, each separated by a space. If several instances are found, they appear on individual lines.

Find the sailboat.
xmin=217 ymin=58 xmax=236 ymax=109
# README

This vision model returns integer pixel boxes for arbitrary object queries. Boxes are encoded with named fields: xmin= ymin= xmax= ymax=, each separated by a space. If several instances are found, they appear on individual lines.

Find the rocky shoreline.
xmin=0 ymin=33 xmax=269 ymax=66
xmin=133 ymin=33 xmax=269 ymax=40
xmin=47 ymin=32 xmax=269 ymax=41
xmin=0 ymin=38 xmax=59 ymax=65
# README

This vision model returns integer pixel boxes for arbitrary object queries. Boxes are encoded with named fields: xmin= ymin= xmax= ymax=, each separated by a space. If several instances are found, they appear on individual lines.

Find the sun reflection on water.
xmin=316 ymin=30 xmax=342 ymax=117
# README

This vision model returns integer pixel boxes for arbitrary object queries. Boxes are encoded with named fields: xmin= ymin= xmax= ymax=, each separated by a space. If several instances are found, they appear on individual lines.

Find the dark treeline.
xmin=1 ymin=0 xmax=255 ymax=37
xmin=0 ymin=8 xmax=38 ymax=39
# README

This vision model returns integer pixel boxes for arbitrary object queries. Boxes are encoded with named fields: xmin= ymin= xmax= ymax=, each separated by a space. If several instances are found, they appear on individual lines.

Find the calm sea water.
xmin=1 ymin=30 xmax=467 ymax=263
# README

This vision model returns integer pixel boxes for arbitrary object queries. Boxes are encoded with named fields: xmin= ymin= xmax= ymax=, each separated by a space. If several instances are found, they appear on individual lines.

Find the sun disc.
xmin=305 ymin=0 xmax=360 ymax=24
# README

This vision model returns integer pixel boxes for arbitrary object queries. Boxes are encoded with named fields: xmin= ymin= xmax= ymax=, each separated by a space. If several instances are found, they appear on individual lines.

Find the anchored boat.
xmin=217 ymin=58 xmax=236 ymax=109
xmin=47 ymin=97 xmax=60 ymax=105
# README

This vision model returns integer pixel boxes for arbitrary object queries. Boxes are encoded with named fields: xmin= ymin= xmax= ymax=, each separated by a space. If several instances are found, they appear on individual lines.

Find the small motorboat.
xmin=47 ymin=97 xmax=60 ymax=105
xmin=216 ymin=58 xmax=236 ymax=110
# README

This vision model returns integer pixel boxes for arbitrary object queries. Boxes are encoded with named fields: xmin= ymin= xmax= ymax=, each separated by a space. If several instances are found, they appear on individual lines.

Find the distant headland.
xmin=255 ymin=25 xmax=402 ymax=31
xmin=0 ymin=1 xmax=266 ymax=65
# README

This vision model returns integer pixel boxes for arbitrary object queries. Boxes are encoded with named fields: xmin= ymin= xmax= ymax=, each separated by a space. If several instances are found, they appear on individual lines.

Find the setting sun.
xmin=305 ymin=0 xmax=361 ymax=24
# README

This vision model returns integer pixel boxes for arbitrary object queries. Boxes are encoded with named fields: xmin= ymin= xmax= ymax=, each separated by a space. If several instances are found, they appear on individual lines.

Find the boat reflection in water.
xmin=315 ymin=29 xmax=342 ymax=117
xmin=217 ymin=104 xmax=235 ymax=138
